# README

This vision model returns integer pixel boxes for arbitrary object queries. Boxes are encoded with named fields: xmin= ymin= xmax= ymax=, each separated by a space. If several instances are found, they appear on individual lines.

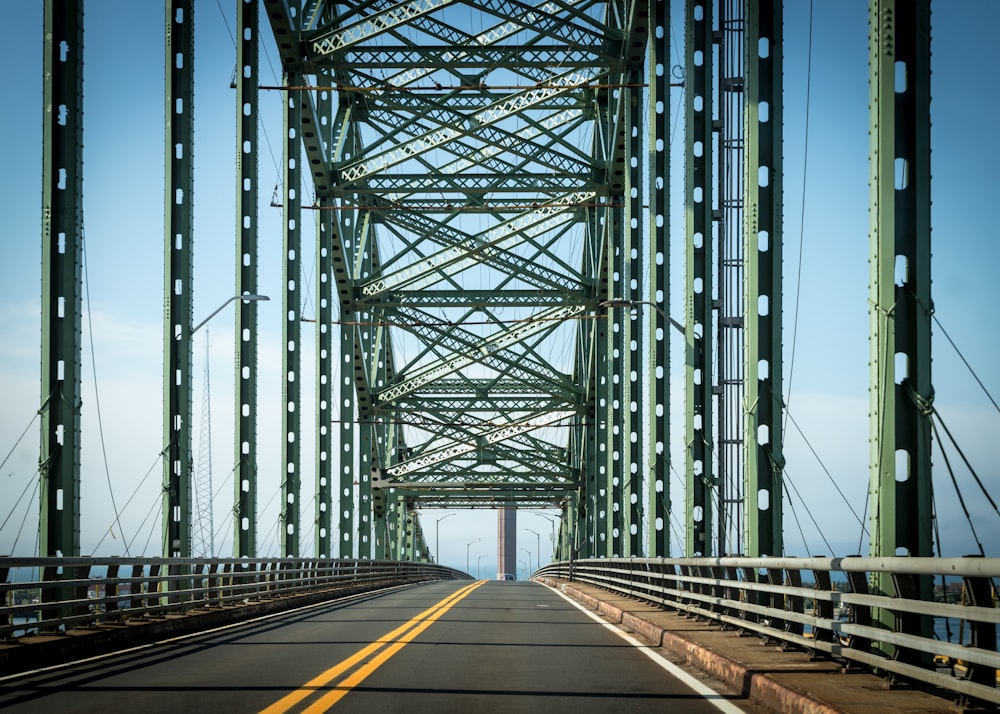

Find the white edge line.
xmin=0 ymin=581 xmax=423 ymax=683
xmin=548 ymin=584 xmax=748 ymax=714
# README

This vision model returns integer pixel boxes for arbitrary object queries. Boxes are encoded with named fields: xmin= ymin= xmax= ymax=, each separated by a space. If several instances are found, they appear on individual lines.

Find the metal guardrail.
xmin=1 ymin=557 xmax=469 ymax=640
xmin=536 ymin=556 xmax=1000 ymax=707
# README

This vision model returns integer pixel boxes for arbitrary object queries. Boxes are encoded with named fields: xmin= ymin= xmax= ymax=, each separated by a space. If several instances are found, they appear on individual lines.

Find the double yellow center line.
xmin=260 ymin=580 xmax=485 ymax=713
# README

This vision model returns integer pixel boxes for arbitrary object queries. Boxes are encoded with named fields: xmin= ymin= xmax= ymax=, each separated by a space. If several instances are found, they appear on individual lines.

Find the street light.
xmin=525 ymin=528 xmax=541 ymax=572
xmin=518 ymin=559 xmax=527 ymax=581
xmin=164 ymin=293 xmax=270 ymax=558
xmin=466 ymin=537 xmax=480 ymax=575
xmin=534 ymin=513 xmax=558 ymax=563
xmin=193 ymin=294 xmax=270 ymax=334
xmin=600 ymin=298 xmax=684 ymax=335
xmin=477 ymin=554 xmax=487 ymax=579
xmin=435 ymin=513 xmax=456 ymax=565
xmin=521 ymin=547 xmax=532 ymax=575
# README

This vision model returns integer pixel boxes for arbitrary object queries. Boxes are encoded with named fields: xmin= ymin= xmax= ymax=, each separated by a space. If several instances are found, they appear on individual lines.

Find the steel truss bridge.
xmin=28 ymin=0 xmax=997 ymax=681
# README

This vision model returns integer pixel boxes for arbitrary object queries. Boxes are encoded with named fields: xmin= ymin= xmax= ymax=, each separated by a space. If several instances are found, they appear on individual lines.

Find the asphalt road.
xmin=0 ymin=580 xmax=750 ymax=713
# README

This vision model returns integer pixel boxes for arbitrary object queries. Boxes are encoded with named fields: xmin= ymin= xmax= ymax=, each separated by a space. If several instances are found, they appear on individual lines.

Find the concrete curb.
xmin=539 ymin=577 xmax=843 ymax=714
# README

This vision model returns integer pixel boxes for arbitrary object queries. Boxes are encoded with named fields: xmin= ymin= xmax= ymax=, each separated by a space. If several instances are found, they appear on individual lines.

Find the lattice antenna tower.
xmin=193 ymin=330 xmax=215 ymax=557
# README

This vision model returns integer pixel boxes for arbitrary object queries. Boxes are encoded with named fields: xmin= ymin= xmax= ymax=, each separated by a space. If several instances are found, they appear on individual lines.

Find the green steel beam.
xmin=684 ymin=0 xmax=714 ymax=557
xmin=625 ymin=63 xmax=643 ymax=558
xmin=280 ymin=63 xmax=302 ymax=557
xmin=868 ymin=0 xmax=933 ymax=631
xmin=163 ymin=0 xmax=195 ymax=558
xmin=262 ymin=0 xmax=645 ymax=525
xmin=316 ymin=198 xmax=333 ymax=557
xmin=234 ymin=0 xmax=260 ymax=558
xmin=648 ymin=0 xmax=669 ymax=558
xmin=40 ymin=0 xmax=84 ymax=558
xmin=339 ymin=313 xmax=357 ymax=558
xmin=743 ymin=0 xmax=783 ymax=557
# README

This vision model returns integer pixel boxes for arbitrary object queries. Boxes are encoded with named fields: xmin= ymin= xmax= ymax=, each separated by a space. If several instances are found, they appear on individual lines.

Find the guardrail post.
xmin=844 ymin=567 xmax=871 ymax=663
xmin=783 ymin=567 xmax=804 ymax=639
xmin=811 ymin=567 xmax=834 ymax=654
xmin=739 ymin=565 xmax=759 ymax=631
xmin=105 ymin=562 xmax=120 ymax=617
xmin=889 ymin=572 xmax=930 ymax=676
xmin=961 ymin=572 xmax=997 ymax=692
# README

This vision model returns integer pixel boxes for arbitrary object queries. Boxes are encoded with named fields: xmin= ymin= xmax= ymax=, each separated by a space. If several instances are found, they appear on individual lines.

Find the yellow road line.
xmin=260 ymin=580 xmax=484 ymax=714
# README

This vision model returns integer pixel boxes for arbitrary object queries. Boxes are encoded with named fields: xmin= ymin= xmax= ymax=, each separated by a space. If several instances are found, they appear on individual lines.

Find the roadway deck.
xmin=538 ymin=576 xmax=966 ymax=714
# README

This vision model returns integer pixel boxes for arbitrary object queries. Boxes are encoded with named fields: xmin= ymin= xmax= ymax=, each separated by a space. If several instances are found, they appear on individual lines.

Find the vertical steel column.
xmin=595 ymin=303 xmax=610 ymax=558
xmin=314 ymin=85 xmax=334 ymax=559
xmin=717 ymin=0 xmax=746 ymax=555
xmin=40 ymin=0 xmax=84 ymax=558
xmin=743 ymin=0 xmax=783 ymax=557
xmin=868 ymin=0 xmax=933 ymax=593
xmin=234 ymin=0 xmax=260 ymax=557
xmin=280 ymin=67 xmax=302 ymax=557
xmin=685 ymin=0 xmax=714 ymax=556
xmin=163 ymin=0 xmax=195 ymax=558
xmin=647 ymin=0 xmax=669 ymax=557
xmin=609 ymin=228 xmax=625 ymax=556
xmin=339 ymin=307 xmax=357 ymax=558
xmin=625 ymin=68 xmax=643 ymax=557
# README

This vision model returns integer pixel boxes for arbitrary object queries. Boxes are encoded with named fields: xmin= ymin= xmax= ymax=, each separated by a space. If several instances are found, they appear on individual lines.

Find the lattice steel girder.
xmin=868 ymin=0 xmax=933 ymax=562
xmin=336 ymin=70 xmax=604 ymax=184
xmin=684 ymin=0 xmax=714 ymax=557
xmin=363 ymin=290 xmax=580 ymax=310
xmin=375 ymin=304 xmax=586 ymax=404
xmin=319 ymin=46 xmax=608 ymax=71
xmin=361 ymin=193 xmax=594 ymax=297
xmin=305 ymin=0 xmax=614 ymax=64
xmin=386 ymin=410 xmax=576 ymax=477
xmin=743 ymin=0 xmax=783 ymax=558
xmin=40 ymin=0 xmax=84 ymax=558
xmin=364 ymin=210 xmax=586 ymax=294
xmin=163 ymin=0 xmax=195 ymax=558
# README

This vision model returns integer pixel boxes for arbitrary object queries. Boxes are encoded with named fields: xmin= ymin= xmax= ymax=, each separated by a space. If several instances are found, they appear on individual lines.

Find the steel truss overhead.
xmin=265 ymin=0 xmax=660 ymax=559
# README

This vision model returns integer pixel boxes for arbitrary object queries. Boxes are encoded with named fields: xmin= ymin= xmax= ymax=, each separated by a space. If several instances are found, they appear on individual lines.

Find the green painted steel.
xmin=40 ymin=0 xmax=84 ymax=558
xmin=263 ymin=1 xmax=662 ymax=556
xmin=717 ymin=0 xmax=746 ymax=555
xmin=868 ymin=0 xmax=933 ymax=642
xmin=315 ymin=202 xmax=333 ymax=558
xmin=234 ymin=0 xmax=260 ymax=558
xmin=163 ymin=0 xmax=195 ymax=558
xmin=684 ymin=0 xmax=714 ymax=557
xmin=647 ymin=0 xmax=669 ymax=559
xmin=743 ymin=0 xmax=783 ymax=557
xmin=281 ymin=63 xmax=302 ymax=557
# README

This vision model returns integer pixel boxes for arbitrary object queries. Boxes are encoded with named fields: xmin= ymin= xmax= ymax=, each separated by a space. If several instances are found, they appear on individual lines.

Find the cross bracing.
xmin=264 ymin=0 xmax=652 ymax=558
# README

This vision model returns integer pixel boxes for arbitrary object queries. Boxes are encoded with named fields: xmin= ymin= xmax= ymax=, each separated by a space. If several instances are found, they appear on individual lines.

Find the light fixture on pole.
xmin=477 ymin=553 xmax=486 ymax=579
xmin=435 ymin=513 xmax=456 ymax=564
xmin=525 ymin=528 xmax=541 ymax=571
xmin=192 ymin=294 xmax=270 ymax=334
xmin=164 ymin=294 xmax=270 ymax=559
xmin=466 ymin=537 xmax=480 ymax=575
xmin=521 ymin=547 xmax=532 ymax=575
xmin=599 ymin=299 xmax=685 ymax=335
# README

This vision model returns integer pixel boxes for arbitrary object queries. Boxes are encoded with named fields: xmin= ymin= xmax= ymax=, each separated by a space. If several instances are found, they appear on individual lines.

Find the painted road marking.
xmin=260 ymin=580 xmax=485 ymax=713
xmin=549 ymin=585 xmax=747 ymax=714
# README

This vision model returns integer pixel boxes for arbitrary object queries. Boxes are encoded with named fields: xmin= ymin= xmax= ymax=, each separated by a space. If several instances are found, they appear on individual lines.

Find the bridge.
xmin=2 ymin=0 xmax=999 ymax=711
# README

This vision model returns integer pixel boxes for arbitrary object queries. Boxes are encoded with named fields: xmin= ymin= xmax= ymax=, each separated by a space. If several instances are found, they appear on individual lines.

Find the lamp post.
xmin=525 ymin=528 xmax=541 ymax=572
xmin=521 ymin=547 xmax=532 ymax=575
xmin=164 ymin=294 xmax=269 ymax=558
xmin=518 ymin=559 xmax=527 ymax=581
xmin=477 ymin=554 xmax=487 ymax=579
xmin=599 ymin=298 xmax=684 ymax=335
xmin=534 ymin=513 xmax=558 ymax=563
xmin=435 ymin=513 xmax=456 ymax=564
xmin=466 ymin=537 xmax=480 ymax=575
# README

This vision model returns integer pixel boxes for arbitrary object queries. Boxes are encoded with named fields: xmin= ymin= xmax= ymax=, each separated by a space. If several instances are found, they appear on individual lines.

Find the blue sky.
xmin=1 ymin=1 xmax=998 ymax=567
